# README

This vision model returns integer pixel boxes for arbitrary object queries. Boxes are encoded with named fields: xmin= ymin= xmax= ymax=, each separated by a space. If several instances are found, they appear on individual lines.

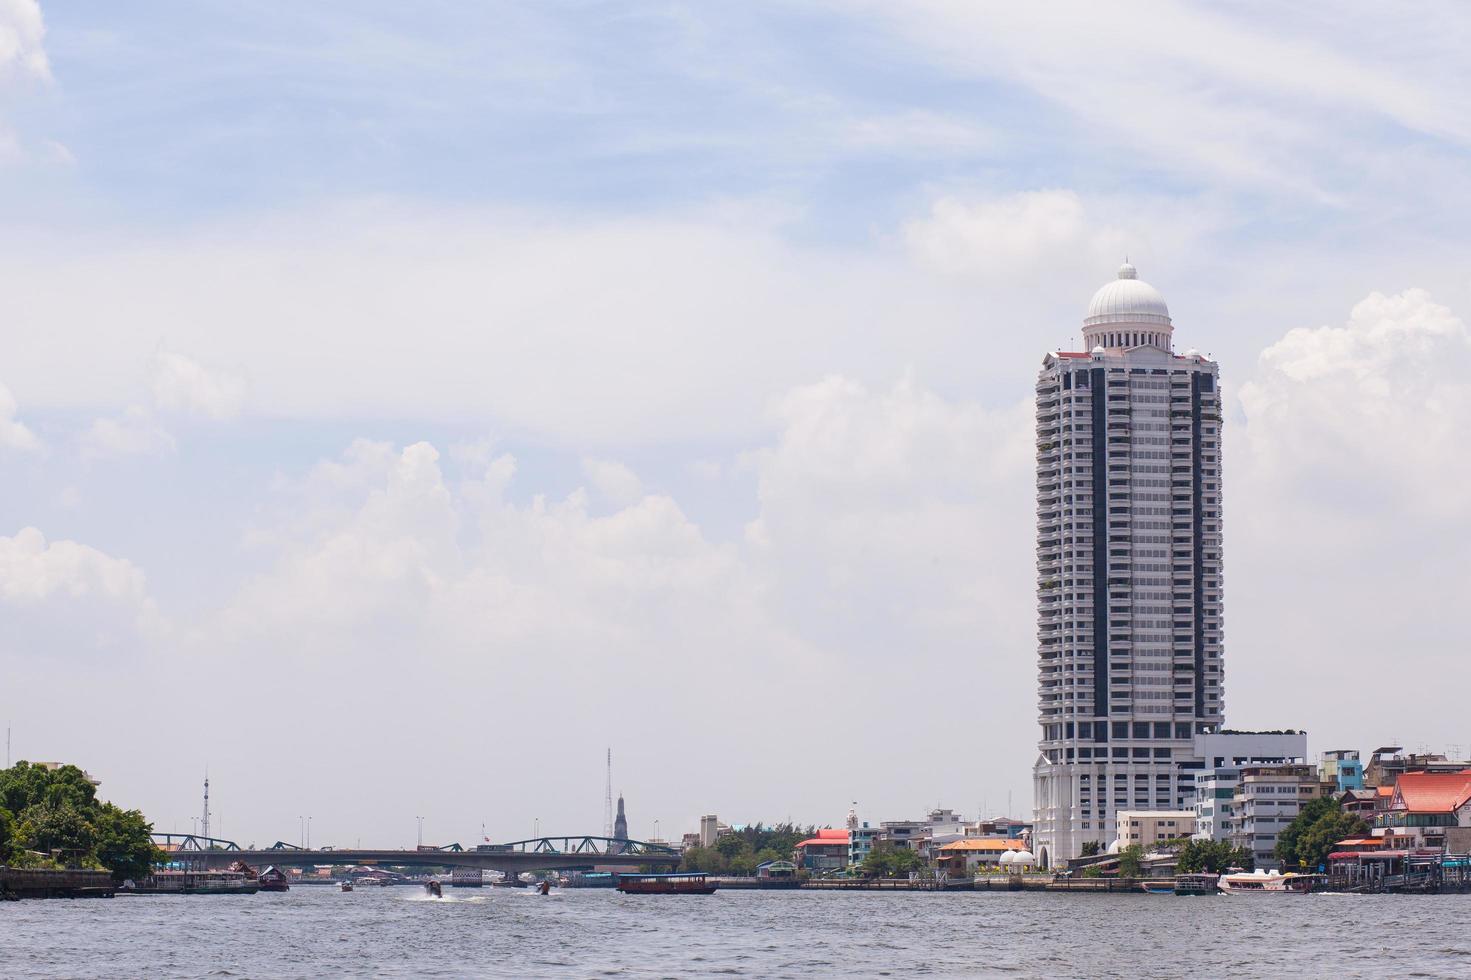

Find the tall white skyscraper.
xmin=1031 ymin=264 xmax=1224 ymax=868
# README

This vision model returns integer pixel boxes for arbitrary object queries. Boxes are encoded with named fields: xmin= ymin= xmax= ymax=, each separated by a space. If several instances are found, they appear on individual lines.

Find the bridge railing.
xmin=152 ymin=833 xmax=241 ymax=852
xmin=491 ymin=836 xmax=679 ymax=857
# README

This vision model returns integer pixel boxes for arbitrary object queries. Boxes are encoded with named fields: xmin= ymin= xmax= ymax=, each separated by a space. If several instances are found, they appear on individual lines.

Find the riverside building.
xmin=1031 ymin=263 xmax=1225 ymax=868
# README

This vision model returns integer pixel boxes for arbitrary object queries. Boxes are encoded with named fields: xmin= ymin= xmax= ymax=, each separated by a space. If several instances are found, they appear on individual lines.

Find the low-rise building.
xmin=1227 ymin=764 xmax=1331 ymax=870
xmin=1375 ymin=771 xmax=1471 ymax=852
xmin=848 ymin=822 xmax=879 ymax=866
xmin=933 ymin=838 xmax=1026 ymax=875
xmin=1115 ymin=810 xmax=1196 ymax=849
xmin=1189 ymin=733 xmax=1308 ymax=843
xmin=794 ymin=829 xmax=850 ymax=872
xmin=1321 ymin=750 xmax=1364 ymax=791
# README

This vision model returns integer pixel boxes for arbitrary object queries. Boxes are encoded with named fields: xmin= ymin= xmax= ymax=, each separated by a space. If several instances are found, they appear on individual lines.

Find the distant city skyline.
xmin=3 ymin=1 xmax=1471 ymax=845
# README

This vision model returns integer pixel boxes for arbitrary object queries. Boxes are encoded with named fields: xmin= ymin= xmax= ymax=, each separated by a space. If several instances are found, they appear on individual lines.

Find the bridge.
xmin=154 ymin=834 xmax=680 ymax=873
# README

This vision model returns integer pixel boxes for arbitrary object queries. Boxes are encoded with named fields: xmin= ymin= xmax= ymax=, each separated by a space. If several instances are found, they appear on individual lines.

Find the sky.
xmin=2 ymin=0 xmax=1471 ymax=849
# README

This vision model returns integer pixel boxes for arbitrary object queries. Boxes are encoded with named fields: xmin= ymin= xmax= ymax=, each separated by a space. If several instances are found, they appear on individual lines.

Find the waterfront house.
xmin=933 ymin=838 xmax=1026 ymax=875
xmin=794 ymin=829 xmax=850 ymax=872
xmin=1374 ymin=771 xmax=1471 ymax=852
xmin=755 ymin=860 xmax=797 ymax=881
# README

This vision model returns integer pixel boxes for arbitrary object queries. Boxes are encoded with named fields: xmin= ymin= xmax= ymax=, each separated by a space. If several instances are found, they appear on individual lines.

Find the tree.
xmin=92 ymin=804 xmax=162 ymax=883
xmin=861 ymin=844 xmax=924 ymax=878
xmin=1079 ymin=840 xmax=1102 ymax=857
xmin=17 ymin=802 xmax=96 ymax=863
xmin=0 ymin=762 xmax=162 ymax=881
xmin=1175 ymin=838 xmax=1252 ymax=874
xmin=1276 ymin=797 xmax=1367 ymax=872
xmin=1116 ymin=843 xmax=1144 ymax=878
xmin=0 ymin=762 xmax=98 ymax=815
xmin=678 ymin=846 xmax=728 ymax=874
xmin=714 ymin=833 xmax=747 ymax=859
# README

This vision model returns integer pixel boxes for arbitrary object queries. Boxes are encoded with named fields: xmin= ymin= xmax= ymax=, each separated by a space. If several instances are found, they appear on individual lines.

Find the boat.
xmin=123 ymin=870 xmax=260 ymax=895
xmin=1218 ymin=870 xmax=1326 ymax=894
xmin=1173 ymin=873 xmax=1219 ymax=896
xmin=257 ymin=866 xmax=291 ymax=892
xmin=492 ymin=872 xmax=527 ymax=888
xmin=616 ymin=872 xmax=718 ymax=895
xmin=1139 ymin=879 xmax=1176 ymax=895
xmin=340 ymin=880 xmax=354 ymax=892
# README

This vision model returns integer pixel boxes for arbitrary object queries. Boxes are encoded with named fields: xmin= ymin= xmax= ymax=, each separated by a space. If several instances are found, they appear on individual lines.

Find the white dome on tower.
xmin=1085 ymin=263 xmax=1172 ymax=328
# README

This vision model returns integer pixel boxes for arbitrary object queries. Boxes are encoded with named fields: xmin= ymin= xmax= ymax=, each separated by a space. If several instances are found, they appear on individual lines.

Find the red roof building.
xmin=794 ymin=829 xmax=850 ymax=872
xmin=1376 ymin=772 xmax=1471 ymax=851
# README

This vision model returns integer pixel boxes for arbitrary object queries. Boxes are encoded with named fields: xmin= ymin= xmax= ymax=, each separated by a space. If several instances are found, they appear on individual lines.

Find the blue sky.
xmin=3 ymin=1 xmax=1471 ymax=846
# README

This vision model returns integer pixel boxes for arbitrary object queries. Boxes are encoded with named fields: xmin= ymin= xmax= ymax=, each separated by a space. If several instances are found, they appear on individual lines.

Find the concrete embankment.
xmin=1 ymin=868 xmax=116 ymax=899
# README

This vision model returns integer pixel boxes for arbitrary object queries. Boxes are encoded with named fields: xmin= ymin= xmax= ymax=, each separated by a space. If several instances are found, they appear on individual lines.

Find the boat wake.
xmin=401 ymin=892 xmax=488 ymax=904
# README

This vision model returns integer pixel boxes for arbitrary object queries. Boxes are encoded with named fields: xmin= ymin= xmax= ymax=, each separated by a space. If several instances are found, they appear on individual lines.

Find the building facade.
xmin=1115 ymin=810 xmax=1197 ymax=848
xmin=1226 ymin=764 xmax=1331 ymax=869
xmin=1320 ymin=749 xmax=1365 ymax=791
xmin=1190 ymin=731 xmax=1309 ymax=840
xmin=1032 ymin=263 xmax=1225 ymax=868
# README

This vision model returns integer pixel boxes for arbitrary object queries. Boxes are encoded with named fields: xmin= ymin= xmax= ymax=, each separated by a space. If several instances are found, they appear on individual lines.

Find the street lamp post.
xmin=299 ymin=815 xmax=304 ymax=849
xmin=416 ymin=816 xmax=424 ymax=848
xmin=307 ymin=816 xmax=312 ymax=850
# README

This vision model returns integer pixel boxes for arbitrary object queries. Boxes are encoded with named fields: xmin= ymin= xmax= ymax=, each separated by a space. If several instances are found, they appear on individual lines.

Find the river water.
xmin=3 ymin=885 xmax=1468 ymax=978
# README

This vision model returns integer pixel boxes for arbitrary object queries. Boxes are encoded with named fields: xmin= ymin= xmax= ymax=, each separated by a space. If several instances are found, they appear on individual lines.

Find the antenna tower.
xmin=603 ymin=748 xmax=613 ymax=839
xmin=201 ymin=771 xmax=210 ymax=841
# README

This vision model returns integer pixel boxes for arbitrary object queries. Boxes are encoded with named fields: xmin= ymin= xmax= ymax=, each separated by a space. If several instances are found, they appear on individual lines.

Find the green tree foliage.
xmin=1079 ymin=840 xmax=1102 ymax=857
xmin=1175 ymin=838 xmax=1253 ymax=873
xmin=0 ymin=805 xmax=13 ymax=862
xmin=1116 ymin=843 xmax=1144 ymax=878
xmin=1275 ymin=797 xmax=1368 ymax=871
xmin=681 ymin=823 xmax=814 ymax=875
xmin=860 ymin=844 xmax=925 ymax=878
xmin=17 ymin=802 xmax=95 ymax=859
xmin=0 ymin=762 xmax=161 ymax=882
xmin=92 ymin=804 xmax=161 ymax=883
xmin=0 ymin=762 xmax=99 ymax=814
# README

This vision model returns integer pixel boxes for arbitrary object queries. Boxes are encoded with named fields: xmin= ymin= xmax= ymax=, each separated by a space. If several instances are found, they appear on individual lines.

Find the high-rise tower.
xmin=1031 ymin=264 xmax=1224 ymax=868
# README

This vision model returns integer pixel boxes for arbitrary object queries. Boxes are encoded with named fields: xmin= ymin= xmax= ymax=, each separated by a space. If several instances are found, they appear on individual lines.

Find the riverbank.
xmin=1 ymin=868 xmax=116 ymax=900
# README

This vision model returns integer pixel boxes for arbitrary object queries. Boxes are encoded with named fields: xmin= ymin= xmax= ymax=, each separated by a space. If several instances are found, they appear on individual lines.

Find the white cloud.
xmin=81 ymin=406 xmax=176 ymax=459
xmin=0 ymin=379 xmax=40 ymax=451
xmin=840 ymin=0 xmax=1471 ymax=202
xmin=0 ymin=0 xmax=49 ymax=83
xmin=0 ymin=526 xmax=147 ymax=603
xmin=0 ymin=526 xmax=161 ymax=659
xmin=581 ymin=457 xmax=644 ymax=507
xmin=1227 ymin=287 xmax=1471 ymax=741
xmin=151 ymin=350 xmax=247 ymax=419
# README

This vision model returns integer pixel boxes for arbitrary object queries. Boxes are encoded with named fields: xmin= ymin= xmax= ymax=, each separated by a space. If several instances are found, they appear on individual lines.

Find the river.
xmin=3 ymin=885 xmax=1468 ymax=977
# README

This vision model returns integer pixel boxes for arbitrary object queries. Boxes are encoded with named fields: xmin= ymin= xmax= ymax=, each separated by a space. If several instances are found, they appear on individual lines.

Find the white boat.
xmin=1217 ymin=869 xmax=1324 ymax=894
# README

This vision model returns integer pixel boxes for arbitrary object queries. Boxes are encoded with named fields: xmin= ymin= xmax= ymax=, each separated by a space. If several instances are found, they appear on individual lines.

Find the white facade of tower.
xmin=1031 ymin=264 xmax=1224 ymax=869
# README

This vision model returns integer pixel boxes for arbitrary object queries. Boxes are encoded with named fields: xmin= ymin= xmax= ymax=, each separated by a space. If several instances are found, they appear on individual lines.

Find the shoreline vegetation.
xmin=0 ymin=762 xmax=161 ymax=884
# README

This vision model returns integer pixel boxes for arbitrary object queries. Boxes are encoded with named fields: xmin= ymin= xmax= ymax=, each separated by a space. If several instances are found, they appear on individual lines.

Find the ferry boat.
xmin=340 ymin=880 xmax=354 ymax=892
xmin=1218 ymin=870 xmax=1325 ymax=894
xmin=124 ymin=870 xmax=260 ymax=895
xmin=616 ymin=872 xmax=718 ymax=895
xmin=1139 ymin=879 xmax=1176 ymax=895
xmin=1173 ymin=873 xmax=1219 ymax=896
